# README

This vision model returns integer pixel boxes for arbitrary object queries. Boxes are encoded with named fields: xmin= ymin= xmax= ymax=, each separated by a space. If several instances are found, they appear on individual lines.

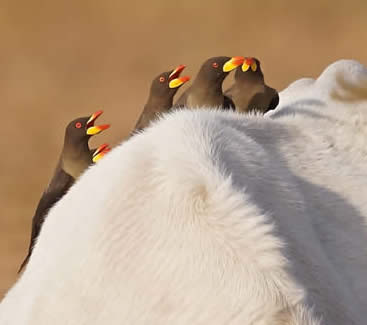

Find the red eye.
xmin=212 ymin=62 xmax=219 ymax=68
xmin=159 ymin=76 xmax=165 ymax=83
xmin=75 ymin=122 xmax=82 ymax=128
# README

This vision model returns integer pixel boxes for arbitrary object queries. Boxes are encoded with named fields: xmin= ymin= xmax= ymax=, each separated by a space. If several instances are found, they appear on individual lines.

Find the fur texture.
xmin=1 ymin=59 xmax=367 ymax=324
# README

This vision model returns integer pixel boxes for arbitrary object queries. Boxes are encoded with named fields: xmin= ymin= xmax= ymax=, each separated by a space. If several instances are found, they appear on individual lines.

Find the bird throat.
xmin=61 ymin=140 xmax=91 ymax=179
xmin=189 ymin=81 xmax=224 ymax=107
xmin=146 ymin=94 xmax=173 ymax=113
xmin=134 ymin=95 xmax=173 ymax=130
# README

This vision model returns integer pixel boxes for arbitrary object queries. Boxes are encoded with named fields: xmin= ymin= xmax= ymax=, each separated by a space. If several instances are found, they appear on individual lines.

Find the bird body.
xmin=225 ymin=57 xmax=279 ymax=113
xmin=17 ymin=111 xmax=110 ymax=273
xmin=176 ymin=83 xmax=234 ymax=109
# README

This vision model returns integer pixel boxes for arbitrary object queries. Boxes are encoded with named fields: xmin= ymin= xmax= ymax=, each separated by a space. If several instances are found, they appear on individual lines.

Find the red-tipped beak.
xmin=244 ymin=57 xmax=255 ymax=66
xmin=86 ymin=110 xmax=103 ymax=128
xmin=223 ymin=56 xmax=245 ymax=72
xmin=92 ymin=143 xmax=111 ymax=163
xmin=169 ymin=75 xmax=191 ymax=89
xmin=86 ymin=110 xmax=111 ymax=135
xmin=242 ymin=57 xmax=257 ymax=72
xmin=168 ymin=64 xmax=191 ymax=89
xmin=168 ymin=64 xmax=186 ymax=81
xmin=93 ymin=143 xmax=109 ymax=156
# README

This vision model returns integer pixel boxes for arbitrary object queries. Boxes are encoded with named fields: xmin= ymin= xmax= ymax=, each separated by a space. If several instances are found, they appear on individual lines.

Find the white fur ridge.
xmin=1 ymin=59 xmax=367 ymax=324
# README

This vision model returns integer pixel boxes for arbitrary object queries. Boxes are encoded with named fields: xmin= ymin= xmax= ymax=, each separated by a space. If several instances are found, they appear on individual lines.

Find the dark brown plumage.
xmin=133 ymin=65 xmax=190 ymax=132
xmin=18 ymin=111 xmax=110 ymax=273
xmin=173 ymin=56 xmax=244 ymax=110
xmin=225 ymin=57 xmax=279 ymax=114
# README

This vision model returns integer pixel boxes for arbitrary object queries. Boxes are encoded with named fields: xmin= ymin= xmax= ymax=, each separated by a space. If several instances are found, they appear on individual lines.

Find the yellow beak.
xmin=87 ymin=124 xmax=110 ymax=135
xmin=223 ymin=56 xmax=245 ymax=72
xmin=169 ymin=76 xmax=191 ymax=89
xmin=242 ymin=58 xmax=257 ymax=72
xmin=92 ymin=143 xmax=111 ymax=162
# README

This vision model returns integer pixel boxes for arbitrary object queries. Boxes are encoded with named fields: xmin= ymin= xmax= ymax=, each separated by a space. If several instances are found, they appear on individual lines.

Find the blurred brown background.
xmin=1 ymin=0 xmax=366 ymax=298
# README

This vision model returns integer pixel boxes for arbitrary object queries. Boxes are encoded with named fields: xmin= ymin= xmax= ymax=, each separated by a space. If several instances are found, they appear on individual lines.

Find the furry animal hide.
xmin=1 ymin=59 xmax=366 ymax=324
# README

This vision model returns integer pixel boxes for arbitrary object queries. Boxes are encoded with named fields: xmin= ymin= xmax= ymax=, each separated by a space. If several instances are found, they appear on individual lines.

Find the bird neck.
xmin=192 ymin=77 xmax=223 ymax=97
xmin=61 ymin=138 xmax=91 ymax=178
xmin=145 ymin=94 xmax=173 ymax=112
xmin=133 ymin=95 xmax=174 ymax=131
xmin=237 ymin=72 xmax=264 ymax=85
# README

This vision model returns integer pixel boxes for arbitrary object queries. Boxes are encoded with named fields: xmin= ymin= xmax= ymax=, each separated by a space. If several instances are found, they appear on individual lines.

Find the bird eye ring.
xmin=212 ymin=62 xmax=219 ymax=68
xmin=159 ymin=76 xmax=165 ymax=83
xmin=75 ymin=122 xmax=82 ymax=128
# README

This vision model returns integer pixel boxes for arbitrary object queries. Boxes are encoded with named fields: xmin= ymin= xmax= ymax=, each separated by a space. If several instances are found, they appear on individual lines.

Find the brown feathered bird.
xmin=225 ymin=57 xmax=279 ymax=114
xmin=18 ymin=111 xmax=110 ymax=273
xmin=173 ymin=56 xmax=245 ymax=110
xmin=133 ymin=65 xmax=190 ymax=132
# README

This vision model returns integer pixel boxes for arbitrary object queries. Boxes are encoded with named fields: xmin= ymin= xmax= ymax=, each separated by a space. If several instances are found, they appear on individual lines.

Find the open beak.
xmin=242 ymin=57 xmax=257 ymax=72
xmin=92 ymin=143 xmax=111 ymax=163
xmin=86 ymin=110 xmax=111 ymax=135
xmin=168 ymin=64 xmax=191 ymax=89
xmin=223 ymin=56 xmax=245 ymax=72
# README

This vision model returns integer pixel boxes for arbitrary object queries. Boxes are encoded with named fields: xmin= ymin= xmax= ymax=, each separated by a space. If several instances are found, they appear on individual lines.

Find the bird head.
xmin=196 ymin=56 xmax=245 ymax=84
xmin=241 ymin=57 xmax=260 ymax=72
xmin=150 ymin=64 xmax=191 ymax=97
xmin=234 ymin=57 xmax=263 ymax=82
xmin=65 ymin=110 xmax=110 ymax=144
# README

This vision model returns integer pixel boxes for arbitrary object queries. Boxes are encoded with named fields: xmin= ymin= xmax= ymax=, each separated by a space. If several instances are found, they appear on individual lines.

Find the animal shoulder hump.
xmin=131 ymin=110 xmax=235 ymax=203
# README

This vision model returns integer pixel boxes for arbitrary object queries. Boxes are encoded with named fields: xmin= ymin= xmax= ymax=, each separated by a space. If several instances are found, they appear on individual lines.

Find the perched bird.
xmin=133 ymin=65 xmax=190 ymax=132
xmin=18 ymin=111 xmax=110 ymax=273
xmin=225 ymin=57 xmax=279 ymax=114
xmin=173 ymin=56 xmax=245 ymax=110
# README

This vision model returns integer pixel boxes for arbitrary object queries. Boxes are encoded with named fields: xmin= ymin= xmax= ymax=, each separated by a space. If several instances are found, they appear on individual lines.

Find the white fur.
xmin=1 ymin=59 xmax=367 ymax=324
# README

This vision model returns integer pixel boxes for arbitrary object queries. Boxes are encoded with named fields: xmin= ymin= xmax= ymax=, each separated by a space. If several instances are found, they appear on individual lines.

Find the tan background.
xmin=1 ymin=0 xmax=366 ymax=298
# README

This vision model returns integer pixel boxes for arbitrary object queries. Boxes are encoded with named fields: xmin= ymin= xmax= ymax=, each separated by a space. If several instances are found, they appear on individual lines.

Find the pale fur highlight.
xmin=1 ymin=59 xmax=367 ymax=324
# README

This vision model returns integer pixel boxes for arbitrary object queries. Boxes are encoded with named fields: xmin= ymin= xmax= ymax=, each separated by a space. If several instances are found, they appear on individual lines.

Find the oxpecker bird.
xmin=133 ymin=65 xmax=190 ymax=132
xmin=225 ymin=57 xmax=279 ymax=114
xmin=18 ymin=111 xmax=110 ymax=273
xmin=173 ymin=56 xmax=245 ymax=110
